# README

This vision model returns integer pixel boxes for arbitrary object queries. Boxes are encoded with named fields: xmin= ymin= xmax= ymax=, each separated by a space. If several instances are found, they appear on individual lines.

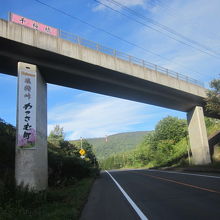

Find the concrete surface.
xmin=0 ymin=19 xmax=207 ymax=112
xmin=0 ymin=19 xmax=213 ymax=166
xmin=15 ymin=62 xmax=47 ymax=190
xmin=187 ymin=106 xmax=211 ymax=165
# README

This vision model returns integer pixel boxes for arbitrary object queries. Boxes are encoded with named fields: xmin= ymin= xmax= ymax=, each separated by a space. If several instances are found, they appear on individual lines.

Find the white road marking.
xmin=105 ymin=170 xmax=148 ymax=220
xmin=147 ymin=169 xmax=220 ymax=179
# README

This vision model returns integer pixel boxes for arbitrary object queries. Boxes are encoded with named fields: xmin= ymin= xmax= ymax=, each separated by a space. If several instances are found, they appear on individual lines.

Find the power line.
xmin=100 ymin=0 xmax=220 ymax=59
xmin=34 ymin=0 xmax=202 ymax=76
xmin=106 ymin=0 xmax=218 ymax=54
xmin=104 ymin=0 xmax=220 ymax=58
xmin=33 ymin=0 xmax=169 ymax=59
xmin=150 ymin=0 xmax=220 ymax=40
xmin=148 ymin=0 xmax=182 ymax=18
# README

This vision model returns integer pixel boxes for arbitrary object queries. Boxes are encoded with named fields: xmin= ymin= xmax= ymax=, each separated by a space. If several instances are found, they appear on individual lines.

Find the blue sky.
xmin=0 ymin=0 xmax=219 ymax=140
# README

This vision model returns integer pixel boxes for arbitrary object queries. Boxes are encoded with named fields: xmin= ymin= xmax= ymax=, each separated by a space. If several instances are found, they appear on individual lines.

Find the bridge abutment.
xmin=15 ymin=62 xmax=47 ymax=190
xmin=187 ymin=106 xmax=211 ymax=165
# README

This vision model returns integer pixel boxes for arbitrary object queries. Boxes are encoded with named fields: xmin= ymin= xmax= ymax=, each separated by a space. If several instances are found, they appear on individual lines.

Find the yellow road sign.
xmin=79 ymin=149 xmax=86 ymax=156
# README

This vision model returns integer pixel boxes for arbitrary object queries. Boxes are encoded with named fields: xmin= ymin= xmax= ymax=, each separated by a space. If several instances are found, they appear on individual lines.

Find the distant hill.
xmin=72 ymin=131 xmax=149 ymax=160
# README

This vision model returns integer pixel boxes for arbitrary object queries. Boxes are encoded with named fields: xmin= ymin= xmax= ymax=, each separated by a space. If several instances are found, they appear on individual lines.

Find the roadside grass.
xmin=0 ymin=177 xmax=94 ymax=220
xmin=0 ymin=118 xmax=99 ymax=220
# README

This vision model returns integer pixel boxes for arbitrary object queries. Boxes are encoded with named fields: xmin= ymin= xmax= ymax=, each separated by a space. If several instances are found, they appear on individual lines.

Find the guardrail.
xmin=6 ymin=15 xmax=204 ymax=87
xmin=60 ymin=30 xmax=204 ymax=88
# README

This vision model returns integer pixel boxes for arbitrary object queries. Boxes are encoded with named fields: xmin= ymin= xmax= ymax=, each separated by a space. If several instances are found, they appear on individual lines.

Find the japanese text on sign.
xmin=10 ymin=13 xmax=59 ymax=37
xmin=17 ymin=70 xmax=36 ymax=149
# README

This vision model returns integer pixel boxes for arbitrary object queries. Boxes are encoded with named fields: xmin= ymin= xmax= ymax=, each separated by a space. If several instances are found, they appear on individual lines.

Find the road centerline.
xmin=130 ymin=171 xmax=220 ymax=194
xmin=105 ymin=170 xmax=148 ymax=220
xmin=148 ymin=169 xmax=220 ymax=179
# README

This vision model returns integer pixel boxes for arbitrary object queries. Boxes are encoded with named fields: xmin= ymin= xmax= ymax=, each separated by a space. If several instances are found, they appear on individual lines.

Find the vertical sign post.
xmin=16 ymin=62 xmax=47 ymax=191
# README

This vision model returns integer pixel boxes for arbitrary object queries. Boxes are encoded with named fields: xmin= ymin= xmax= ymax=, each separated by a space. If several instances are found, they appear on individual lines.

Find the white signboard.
xmin=17 ymin=69 xmax=36 ymax=149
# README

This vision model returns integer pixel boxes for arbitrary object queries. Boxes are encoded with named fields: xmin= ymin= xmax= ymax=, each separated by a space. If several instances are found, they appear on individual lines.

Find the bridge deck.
xmin=0 ymin=19 xmax=206 ymax=112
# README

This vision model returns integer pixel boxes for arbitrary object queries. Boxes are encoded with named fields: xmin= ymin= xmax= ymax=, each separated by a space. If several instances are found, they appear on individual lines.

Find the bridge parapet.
xmin=0 ymin=18 xmax=204 ymax=89
xmin=60 ymin=30 xmax=204 ymax=88
xmin=0 ymin=18 xmax=207 ymax=108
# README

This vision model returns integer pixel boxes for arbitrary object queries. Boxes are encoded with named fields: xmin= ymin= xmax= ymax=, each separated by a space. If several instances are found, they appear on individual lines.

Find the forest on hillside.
xmin=75 ymin=131 xmax=149 ymax=160
xmin=100 ymin=116 xmax=220 ymax=170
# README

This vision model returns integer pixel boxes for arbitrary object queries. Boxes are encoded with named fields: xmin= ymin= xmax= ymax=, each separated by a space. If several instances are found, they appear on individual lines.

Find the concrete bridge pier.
xmin=187 ymin=106 xmax=211 ymax=165
xmin=15 ymin=62 xmax=47 ymax=190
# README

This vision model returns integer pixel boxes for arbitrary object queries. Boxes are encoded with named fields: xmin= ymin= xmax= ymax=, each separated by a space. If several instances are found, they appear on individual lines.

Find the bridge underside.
xmin=0 ymin=36 xmax=205 ymax=113
xmin=0 ymin=23 xmax=213 ymax=190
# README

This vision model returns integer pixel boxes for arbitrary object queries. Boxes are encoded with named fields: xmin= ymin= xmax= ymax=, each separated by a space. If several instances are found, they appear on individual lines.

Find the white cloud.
xmin=127 ymin=0 xmax=220 ymax=83
xmin=48 ymin=93 xmax=161 ymax=140
xmin=93 ymin=0 xmax=146 ymax=11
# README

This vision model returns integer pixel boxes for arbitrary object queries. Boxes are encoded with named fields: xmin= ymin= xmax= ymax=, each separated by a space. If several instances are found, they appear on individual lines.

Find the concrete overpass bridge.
xmin=0 ymin=18 xmax=211 ymax=190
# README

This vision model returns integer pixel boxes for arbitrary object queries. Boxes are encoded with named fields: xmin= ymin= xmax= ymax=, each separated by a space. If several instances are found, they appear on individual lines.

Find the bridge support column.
xmin=15 ymin=62 xmax=47 ymax=190
xmin=187 ymin=106 xmax=211 ymax=165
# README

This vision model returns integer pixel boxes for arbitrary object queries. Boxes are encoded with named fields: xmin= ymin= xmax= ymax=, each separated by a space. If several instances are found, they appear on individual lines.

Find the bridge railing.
xmin=60 ymin=30 xmax=204 ymax=87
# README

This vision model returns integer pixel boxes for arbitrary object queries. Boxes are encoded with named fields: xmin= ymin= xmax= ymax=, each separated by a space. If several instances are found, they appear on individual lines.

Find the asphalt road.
xmin=80 ymin=169 xmax=220 ymax=220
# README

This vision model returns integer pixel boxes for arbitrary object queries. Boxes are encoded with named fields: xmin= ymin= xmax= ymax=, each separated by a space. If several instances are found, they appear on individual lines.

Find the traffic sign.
xmin=79 ymin=149 xmax=86 ymax=156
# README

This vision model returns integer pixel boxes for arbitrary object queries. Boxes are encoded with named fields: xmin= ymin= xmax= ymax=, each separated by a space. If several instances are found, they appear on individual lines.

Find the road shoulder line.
xmin=105 ymin=170 xmax=148 ymax=220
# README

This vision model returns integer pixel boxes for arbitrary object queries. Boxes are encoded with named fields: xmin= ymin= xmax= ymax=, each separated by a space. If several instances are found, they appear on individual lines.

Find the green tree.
xmin=0 ymin=118 xmax=15 ymax=176
xmin=154 ymin=116 xmax=187 ymax=144
xmin=59 ymin=140 xmax=78 ymax=156
xmin=75 ymin=140 xmax=98 ymax=167
xmin=48 ymin=125 xmax=65 ymax=146
xmin=205 ymin=79 xmax=220 ymax=117
xmin=132 ymin=116 xmax=188 ymax=167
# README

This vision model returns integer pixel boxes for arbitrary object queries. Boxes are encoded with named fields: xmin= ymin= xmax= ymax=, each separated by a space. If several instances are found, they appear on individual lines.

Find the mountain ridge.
xmin=71 ymin=131 xmax=149 ymax=160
